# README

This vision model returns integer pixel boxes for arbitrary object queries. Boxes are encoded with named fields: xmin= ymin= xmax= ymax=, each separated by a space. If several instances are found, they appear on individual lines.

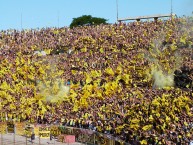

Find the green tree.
xmin=70 ymin=15 xmax=108 ymax=28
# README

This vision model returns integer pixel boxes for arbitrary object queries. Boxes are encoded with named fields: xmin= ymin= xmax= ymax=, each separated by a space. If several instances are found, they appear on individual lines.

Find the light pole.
xmin=170 ymin=0 xmax=174 ymax=23
xmin=21 ymin=13 xmax=23 ymax=31
xmin=57 ymin=11 xmax=60 ymax=28
xmin=171 ymin=0 xmax=173 ymax=15
xmin=116 ymin=0 xmax=119 ymax=22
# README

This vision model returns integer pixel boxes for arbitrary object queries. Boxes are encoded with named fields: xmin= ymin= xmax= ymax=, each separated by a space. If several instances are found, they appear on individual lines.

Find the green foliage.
xmin=70 ymin=15 xmax=108 ymax=28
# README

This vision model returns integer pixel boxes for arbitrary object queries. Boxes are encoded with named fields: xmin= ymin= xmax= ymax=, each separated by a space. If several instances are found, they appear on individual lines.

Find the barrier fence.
xmin=0 ymin=122 xmax=128 ymax=145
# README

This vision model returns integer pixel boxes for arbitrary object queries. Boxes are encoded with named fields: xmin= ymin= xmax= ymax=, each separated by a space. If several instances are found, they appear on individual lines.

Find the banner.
xmin=25 ymin=125 xmax=33 ymax=138
xmin=39 ymin=126 xmax=50 ymax=138
xmin=50 ymin=125 xmax=61 ymax=137
xmin=15 ymin=122 xmax=25 ymax=135
xmin=0 ymin=122 xmax=126 ymax=145
xmin=59 ymin=126 xmax=117 ymax=145
xmin=73 ymin=128 xmax=95 ymax=144
xmin=96 ymin=133 xmax=109 ymax=145
xmin=34 ymin=124 xmax=40 ymax=136
xmin=0 ymin=122 xmax=7 ymax=134
xmin=7 ymin=122 xmax=14 ymax=133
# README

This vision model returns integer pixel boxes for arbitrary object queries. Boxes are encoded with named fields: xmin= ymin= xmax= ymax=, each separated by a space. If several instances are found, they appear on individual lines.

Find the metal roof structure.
xmin=118 ymin=13 xmax=176 ymax=22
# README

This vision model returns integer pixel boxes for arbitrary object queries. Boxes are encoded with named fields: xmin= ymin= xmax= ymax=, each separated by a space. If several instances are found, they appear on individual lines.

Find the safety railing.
xmin=0 ymin=122 xmax=129 ymax=145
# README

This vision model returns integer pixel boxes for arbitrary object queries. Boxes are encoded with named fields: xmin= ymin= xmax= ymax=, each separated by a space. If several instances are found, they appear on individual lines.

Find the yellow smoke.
xmin=35 ymin=56 xmax=70 ymax=103
xmin=145 ymin=30 xmax=182 ymax=89
xmin=151 ymin=65 xmax=174 ymax=89
xmin=36 ymin=79 xmax=70 ymax=103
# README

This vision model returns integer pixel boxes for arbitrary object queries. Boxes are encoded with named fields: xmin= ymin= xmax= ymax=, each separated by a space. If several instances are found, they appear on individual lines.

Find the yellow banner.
xmin=7 ymin=122 xmax=14 ymax=133
xmin=50 ymin=125 xmax=61 ymax=137
xmin=25 ymin=127 xmax=33 ymax=138
xmin=15 ymin=122 xmax=25 ymax=135
xmin=0 ymin=122 xmax=7 ymax=134
xmin=24 ymin=124 xmax=34 ymax=138
xmin=34 ymin=125 xmax=40 ymax=136
xmin=39 ymin=127 xmax=50 ymax=138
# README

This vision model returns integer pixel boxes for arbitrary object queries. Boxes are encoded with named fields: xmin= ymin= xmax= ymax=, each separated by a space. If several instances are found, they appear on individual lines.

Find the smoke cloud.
xmin=151 ymin=65 xmax=174 ymax=89
xmin=35 ymin=56 xmax=70 ymax=103
xmin=145 ymin=30 xmax=181 ymax=89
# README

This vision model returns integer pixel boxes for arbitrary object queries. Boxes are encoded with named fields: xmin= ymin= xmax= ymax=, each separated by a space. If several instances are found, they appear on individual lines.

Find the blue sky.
xmin=0 ymin=0 xmax=192 ymax=30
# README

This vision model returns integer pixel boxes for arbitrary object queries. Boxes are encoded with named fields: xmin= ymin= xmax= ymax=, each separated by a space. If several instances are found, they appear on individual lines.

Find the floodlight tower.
xmin=116 ymin=0 xmax=119 ymax=22
xmin=170 ymin=0 xmax=174 ymax=22
xmin=57 ymin=11 xmax=60 ymax=28
xmin=171 ymin=0 xmax=173 ymax=17
xmin=21 ymin=13 xmax=23 ymax=30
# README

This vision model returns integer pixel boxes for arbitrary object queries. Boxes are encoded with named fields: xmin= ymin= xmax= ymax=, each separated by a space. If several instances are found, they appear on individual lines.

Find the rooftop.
xmin=118 ymin=13 xmax=176 ymax=22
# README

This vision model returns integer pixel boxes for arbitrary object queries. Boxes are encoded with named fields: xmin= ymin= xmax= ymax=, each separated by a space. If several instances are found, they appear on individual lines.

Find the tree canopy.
xmin=70 ymin=15 xmax=108 ymax=28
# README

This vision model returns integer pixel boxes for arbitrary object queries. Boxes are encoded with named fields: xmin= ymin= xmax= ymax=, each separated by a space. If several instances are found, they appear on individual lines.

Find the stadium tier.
xmin=0 ymin=18 xmax=192 ymax=144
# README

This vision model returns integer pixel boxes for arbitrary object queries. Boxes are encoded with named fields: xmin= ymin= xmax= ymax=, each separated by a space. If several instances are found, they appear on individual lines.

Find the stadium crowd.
xmin=0 ymin=18 xmax=192 ymax=144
